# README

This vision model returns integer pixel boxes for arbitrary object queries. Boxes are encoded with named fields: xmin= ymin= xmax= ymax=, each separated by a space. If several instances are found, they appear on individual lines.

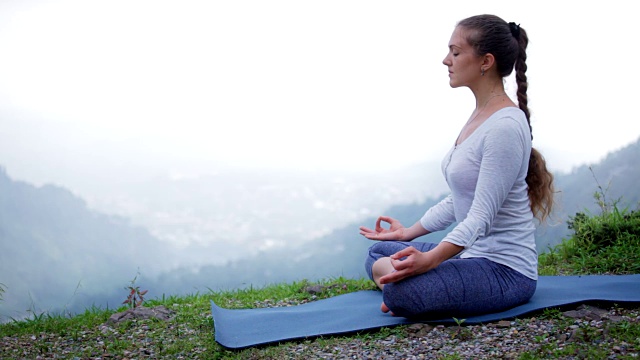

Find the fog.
xmin=1 ymin=0 xmax=639 ymax=320
xmin=2 ymin=1 xmax=639 ymax=193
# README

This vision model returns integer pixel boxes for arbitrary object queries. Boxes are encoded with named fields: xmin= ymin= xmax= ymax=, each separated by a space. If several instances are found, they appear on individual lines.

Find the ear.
xmin=480 ymin=53 xmax=496 ymax=74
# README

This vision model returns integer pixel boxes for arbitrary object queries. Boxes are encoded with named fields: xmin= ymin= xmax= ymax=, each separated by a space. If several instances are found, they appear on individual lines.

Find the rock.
xmin=563 ymin=304 xmax=607 ymax=321
xmin=496 ymin=320 xmax=511 ymax=328
xmin=303 ymin=285 xmax=326 ymax=294
xmin=106 ymin=306 xmax=175 ymax=325
xmin=406 ymin=323 xmax=434 ymax=338
xmin=605 ymin=315 xmax=624 ymax=323
xmin=567 ymin=327 xmax=583 ymax=342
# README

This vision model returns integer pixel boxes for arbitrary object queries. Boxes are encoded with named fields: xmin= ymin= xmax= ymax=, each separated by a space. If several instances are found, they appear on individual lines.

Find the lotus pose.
xmin=360 ymin=14 xmax=554 ymax=318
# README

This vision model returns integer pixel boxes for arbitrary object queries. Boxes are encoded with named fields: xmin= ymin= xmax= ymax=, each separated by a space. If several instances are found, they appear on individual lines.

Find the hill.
xmin=0 ymin=168 xmax=171 ymax=319
xmin=144 ymin=137 xmax=640 ymax=295
xmin=1 ymin=137 xmax=638 ymax=320
xmin=2 ymin=200 xmax=639 ymax=360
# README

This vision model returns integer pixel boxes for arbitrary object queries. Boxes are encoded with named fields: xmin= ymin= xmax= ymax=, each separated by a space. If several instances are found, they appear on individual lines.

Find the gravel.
xmin=246 ymin=301 xmax=640 ymax=359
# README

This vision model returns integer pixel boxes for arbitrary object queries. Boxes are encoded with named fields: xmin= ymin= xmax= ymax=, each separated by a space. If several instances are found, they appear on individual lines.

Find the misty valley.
xmin=1 ymin=138 xmax=639 ymax=321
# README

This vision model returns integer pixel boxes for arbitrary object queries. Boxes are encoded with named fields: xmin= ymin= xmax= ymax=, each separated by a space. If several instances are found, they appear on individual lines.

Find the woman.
xmin=360 ymin=14 xmax=554 ymax=318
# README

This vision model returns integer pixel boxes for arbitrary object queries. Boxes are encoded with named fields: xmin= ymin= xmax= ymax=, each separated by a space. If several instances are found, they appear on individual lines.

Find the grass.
xmin=539 ymin=198 xmax=640 ymax=276
xmin=0 ymin=278 xmax=381 ymax=359
xmin=1 ymin=193 xmax=639 ymax=359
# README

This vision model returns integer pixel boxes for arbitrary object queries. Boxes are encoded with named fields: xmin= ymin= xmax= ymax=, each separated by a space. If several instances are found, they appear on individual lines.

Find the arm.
xmin=420 ymin=194 xmax=456 ymax=233
xmin=439 ymin=118 xmax=527 ymax=249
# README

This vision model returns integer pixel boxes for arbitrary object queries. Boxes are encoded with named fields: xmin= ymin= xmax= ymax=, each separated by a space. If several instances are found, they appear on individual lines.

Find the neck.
xmin=477 ymin=91 xmax=507 ymax=110
xmin=464 ymin=80 xmax=509 ymax=126
xmin=472 ymin=79 xmax=506 ymax=110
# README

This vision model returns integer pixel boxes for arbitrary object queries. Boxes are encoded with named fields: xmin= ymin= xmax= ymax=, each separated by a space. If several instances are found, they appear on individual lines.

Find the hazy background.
xmin=2 ymin=1 xmax=638 ymax=186
xmin=1 ymin=0 xmax=639 ymax=320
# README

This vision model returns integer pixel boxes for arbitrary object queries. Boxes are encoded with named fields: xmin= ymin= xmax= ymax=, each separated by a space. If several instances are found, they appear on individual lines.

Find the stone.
xmin=406 ymin=323 xmax=434 ymax=338
xmin=303 ymin=285 xmax=326 ymax=294
xmin=605 ymin=315 xmax=624 ymax=323
xmin=563 ymin=304 xmax=607 ymax=321
xmin=496 ymin=320 xmax=512 ymax=328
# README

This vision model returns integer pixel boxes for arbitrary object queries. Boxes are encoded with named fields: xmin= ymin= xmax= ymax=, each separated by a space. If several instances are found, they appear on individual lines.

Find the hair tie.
xmin=509 ymin=22 xmax=521 ymax=39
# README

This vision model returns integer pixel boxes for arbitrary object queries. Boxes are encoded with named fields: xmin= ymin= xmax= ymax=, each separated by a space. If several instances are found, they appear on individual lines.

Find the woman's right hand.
xmin=359 ymin=216 xmax=406 ymax=241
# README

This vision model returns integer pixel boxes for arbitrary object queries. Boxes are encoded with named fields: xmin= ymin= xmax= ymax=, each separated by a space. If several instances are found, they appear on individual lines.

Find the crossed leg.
xmin=365 ymin=241 xmax=536 ymax=318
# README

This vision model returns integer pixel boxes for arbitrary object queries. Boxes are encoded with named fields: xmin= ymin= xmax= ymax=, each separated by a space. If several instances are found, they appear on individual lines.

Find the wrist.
xmin=421 ymin=250 xmax=440 ymax=272
xmin=430 ymin=241 xmax=463 ymax=265
xmin=399 ymin=227 xmax=411 ymax=242
xmin=403 ymin=222 xmax=430 ymax=241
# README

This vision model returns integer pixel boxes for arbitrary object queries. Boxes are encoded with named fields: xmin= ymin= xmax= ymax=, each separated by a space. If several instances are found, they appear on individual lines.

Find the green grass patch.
xmin=539 ymin=199 xmax=640 ymax=276
xmin=0 ymin=277 xmax=379 ymax=359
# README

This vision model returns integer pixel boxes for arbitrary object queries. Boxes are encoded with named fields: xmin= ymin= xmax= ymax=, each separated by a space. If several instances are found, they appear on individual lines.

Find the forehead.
xmin=448 ymin=26 xmax=471 ymax=49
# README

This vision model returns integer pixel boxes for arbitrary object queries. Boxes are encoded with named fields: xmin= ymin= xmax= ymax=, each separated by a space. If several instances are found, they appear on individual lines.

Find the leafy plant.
xmin=539 ymin=177 xmax=640 ymax=275
xmin=451 ymin=317 xmax=471 ymax=340
xmin=122 ymin=274 xmax=148 ymax=309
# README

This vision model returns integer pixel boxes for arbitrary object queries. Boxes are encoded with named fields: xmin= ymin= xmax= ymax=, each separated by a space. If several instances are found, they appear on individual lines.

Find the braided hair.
xmin=458 ymin=14 xmax=555 ymax=221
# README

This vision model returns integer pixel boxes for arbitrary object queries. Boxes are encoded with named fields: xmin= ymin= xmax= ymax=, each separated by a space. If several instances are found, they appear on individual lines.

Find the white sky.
xmin=0 ymin=0 xmax=638 ymax=190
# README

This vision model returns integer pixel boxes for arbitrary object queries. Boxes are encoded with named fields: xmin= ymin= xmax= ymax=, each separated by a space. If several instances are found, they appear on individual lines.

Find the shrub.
xmin=540 ymin=196 xmax=640 ymax=275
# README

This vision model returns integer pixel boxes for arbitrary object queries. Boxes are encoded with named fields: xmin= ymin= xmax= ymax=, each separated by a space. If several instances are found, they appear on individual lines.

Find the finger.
xmin=390 ymin=256 xmax=414 ymax=272
xmin=360 ymin=230 xmax=386 ymax=241
xmin=390 ymin=247 xmax=418 ymax=260
xmin=378 ymin=215 xmax=394 ymax=223
xmin=359 ymin=226 xmax=375 ymax=234
xmin=361 ymin=233 xmax=380 ymax=240
xmin=364 ymin=233 xmax=393 ymax=241
xmin=373 ymin=232 xmax=401 ymax=241
xmin=375 ymin=215 xmax=393 ymax=232
xmin=379 ymin=269 xmax=409 ymax=285
xmin=375 ymin=217 xmax=384 ymax=232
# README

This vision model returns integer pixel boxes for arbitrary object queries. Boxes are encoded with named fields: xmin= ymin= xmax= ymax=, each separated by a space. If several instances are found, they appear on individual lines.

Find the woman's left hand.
xmin=379 ymin=241 xmax=463 ymax=284
xmin=378 ymin=247 xmax=436 ymax=285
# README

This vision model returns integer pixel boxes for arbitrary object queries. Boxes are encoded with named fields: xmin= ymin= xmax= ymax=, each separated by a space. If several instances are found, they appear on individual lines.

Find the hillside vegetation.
xmin=539 ymin=189 xmax=640 ymax=276
xmin=1 ymin=192 xmax=639 ymax=359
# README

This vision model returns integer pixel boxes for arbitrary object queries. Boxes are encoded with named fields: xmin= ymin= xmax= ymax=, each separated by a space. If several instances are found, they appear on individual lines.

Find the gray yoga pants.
xmin=365 ymin=241 xmax=536 ymax=318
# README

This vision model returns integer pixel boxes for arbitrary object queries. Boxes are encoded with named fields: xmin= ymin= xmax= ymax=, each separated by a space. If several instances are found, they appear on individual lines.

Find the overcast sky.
xmin=0 ymin=0 xmax=637 ymax=191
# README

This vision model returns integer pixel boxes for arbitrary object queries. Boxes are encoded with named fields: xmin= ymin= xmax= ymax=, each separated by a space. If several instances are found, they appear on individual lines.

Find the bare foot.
xmin=380 ymin=302 xmax=395 ymax=316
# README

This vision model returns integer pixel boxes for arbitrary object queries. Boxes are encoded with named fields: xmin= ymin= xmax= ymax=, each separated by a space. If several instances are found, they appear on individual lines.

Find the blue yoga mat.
xmin=211 ymin=274 xmax=640 ymax=349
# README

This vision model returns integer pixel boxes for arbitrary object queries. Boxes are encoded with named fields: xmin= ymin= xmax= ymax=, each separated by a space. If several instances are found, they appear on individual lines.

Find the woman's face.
xmin=442 ymin=26 xmax=483 ymax=88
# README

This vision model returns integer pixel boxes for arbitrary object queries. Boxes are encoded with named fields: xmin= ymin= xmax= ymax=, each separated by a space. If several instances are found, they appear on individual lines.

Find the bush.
xmin=539 ymin=197 xmax=640 ymax=275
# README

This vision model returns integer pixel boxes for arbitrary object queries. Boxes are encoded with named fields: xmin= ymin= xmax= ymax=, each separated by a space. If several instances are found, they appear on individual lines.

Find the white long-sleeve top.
xmin=420 ymin=107 xmax=538 ymax=280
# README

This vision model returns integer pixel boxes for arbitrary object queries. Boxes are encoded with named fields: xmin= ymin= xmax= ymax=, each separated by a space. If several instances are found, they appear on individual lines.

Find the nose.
xmin=442 ymin=54 xmax=450 ymax=66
